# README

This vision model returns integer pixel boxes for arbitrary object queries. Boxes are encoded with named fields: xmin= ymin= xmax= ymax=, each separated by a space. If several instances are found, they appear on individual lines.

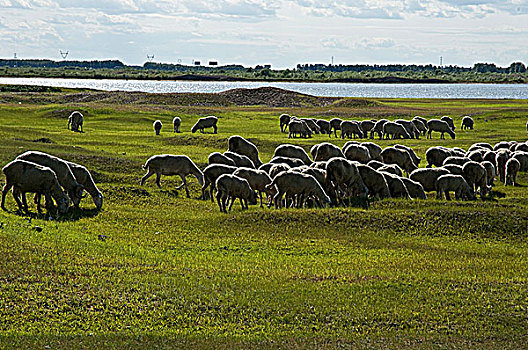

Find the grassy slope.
xmin=0 ymin=93 xmax=527 ymax=348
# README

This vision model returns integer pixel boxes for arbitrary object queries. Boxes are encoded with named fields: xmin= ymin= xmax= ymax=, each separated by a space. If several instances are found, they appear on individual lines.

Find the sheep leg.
xmin=176 ymin=175 xmax=190 ymax=198
xmin=1 ymin=183 xmax=13 ymax=211
xmin=140 ymin=170 xmax=154 ymax=185
xmin=209 ymin=185 xmax=215 ymax=203
xmin=155 ymin=173 xmax=162 ymax=189
xmin=201 ymin=178 xmax=210 ymax=200
xmin=34 ymin=193 xmax=43 ymax=213
xmin=445 ymin=191 xmax=451 ymax=201
xmin=215 ymin=190 xmax=225 ymax=213
xmin=212 ymin=125 xmax=217 ymax=134
xmin=258 ymin=191 xmax=263 ymax=208
xmin=11 ymin=187 xmax=25 ymax=212
xmin=227 ymin=197 xmax=236 ymax=211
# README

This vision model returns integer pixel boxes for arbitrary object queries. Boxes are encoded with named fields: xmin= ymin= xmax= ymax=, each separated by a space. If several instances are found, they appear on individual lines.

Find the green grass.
xmin=0 ymin=90 xmax=527 ymax=348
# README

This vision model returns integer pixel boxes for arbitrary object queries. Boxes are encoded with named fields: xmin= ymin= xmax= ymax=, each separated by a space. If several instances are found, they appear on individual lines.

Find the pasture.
xmin=0 ymin=87 xmax=527 ymax=348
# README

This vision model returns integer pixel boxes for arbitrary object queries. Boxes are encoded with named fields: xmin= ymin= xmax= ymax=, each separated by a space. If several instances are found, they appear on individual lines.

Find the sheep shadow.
xmin=4 ymin=207 xmax=100 ymax=222
xmin=481 ymin=190 xmax=506 ymax=202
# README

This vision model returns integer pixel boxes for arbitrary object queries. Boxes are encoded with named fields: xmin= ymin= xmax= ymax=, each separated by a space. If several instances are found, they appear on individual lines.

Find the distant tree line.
xmin=0 ymin=59 xmax=125 ymax=69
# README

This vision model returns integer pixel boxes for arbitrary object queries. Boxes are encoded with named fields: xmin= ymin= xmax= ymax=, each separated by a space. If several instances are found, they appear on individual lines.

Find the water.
xmin=1 ymin=77 xmax=528 ymax=99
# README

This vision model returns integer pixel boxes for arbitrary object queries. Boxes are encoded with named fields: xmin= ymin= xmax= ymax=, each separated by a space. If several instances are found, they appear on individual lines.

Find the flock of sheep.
xmin=153 ymin=116 xmax=218 ymax=135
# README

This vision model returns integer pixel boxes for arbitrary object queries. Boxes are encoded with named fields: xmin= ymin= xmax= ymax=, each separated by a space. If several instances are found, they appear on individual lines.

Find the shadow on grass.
xmin=4 ymin=206 xmax=101 ymax=222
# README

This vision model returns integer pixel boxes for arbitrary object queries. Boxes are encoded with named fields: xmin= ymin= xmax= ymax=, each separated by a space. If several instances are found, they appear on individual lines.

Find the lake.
xmin=1 ymin=77 xmax=528 ymax=99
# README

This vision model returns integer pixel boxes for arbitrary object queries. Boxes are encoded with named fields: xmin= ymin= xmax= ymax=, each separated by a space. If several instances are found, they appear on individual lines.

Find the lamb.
xmin=382 ymin=122 xmax=411 ymax=139
xmin=266 ymin=171 xmax=331 ymax=209
xmin=201 ymin=164 xmax=238 ymax=201
xmin=394 ymin=144 xmax=420 ymax=167
xmin=380 ymin=172 xmax=411 ymax=199
xmin=462 ymin=161 xmax=488 ymax=198
xmin=233 ymin=167 xmax=276 ymax=207
xmin=426 ymin=146 xmax=453 ymax=167
xmin=288 ymin=119 xmax=312 ymax=138
xmin=409 ymin=168 xmax=450 ymax=192
xmin=311 ymin=142 xmax=345 ymax=162
xmin=411 ymin=117 xmax=428 ymax=136
xmin=443 ymin=156 xmax=471 ymax=166
xmin=362 ymin=142 xmax=383 ymax=161
xmin=505 ymin=158 xmax=520 ymax=186
xmin=153 ymin=120 xmax=162 ymax=135
xmin=395 ymin=120 xmax=420 ymax=139
xmin=436 ymin=175 xmax=474 ymax=201
xmin=480 ymin=161 xmax=496 ymax=186
xmin=360 ymin=120 xmax=376 ymax=138
xmin=191 ymin=116 xmax=218 ymax=134
xmin=274 ymin=144 xmax=312 ymax=165
xmin=495 ymin=150 xmax=510 ymax=183
xmin=215 ymin=174 xmax=257 ymax=213
xmin=316 ymin=119 xmax=331 ymax=135
xmin=2 ymin=159 xmax=70 ymax=214
xmin=280 ymin=114 xmax=291 ymax=132
xmin=512 ymin=152 xmax=528 ymax=172
xmin=357 ymin=164 xmax=391 ymax=199
xmin=65 ymin=161 xmax=103 ymax=209
xmin=329 ymin=118 xmax=343 ymax=138
xmin=380 ymin=147 xmax=417 ymax=175
xmin=441 ymin=116 xmax=456 ymax=130
xmin=461 ymin=116 xmax=474 ymax=130
xmin=269 ymin=156 xmax=305 ymax=168
xmin=377 ymin=164 xmax=403 ymax=177
xmin=340 ymin=120 xmax=363 ymax=139
xmin=228 ymin=135 xmax=262 ymax=168
xmin=427 ymin=119 xmax=456 ymax=139
xmin=67 ymin=111 xmax=84 ymax=132
xmin=208 ymin=152 xmax=236 ymax=167
xmin=370 ymin=119 xmax=388 ymax=139
xmin=16 ymin=151 xmax=84 ymax=206
xmin=442 ymin=164 xmax=464 ymax=176
xmin=140 ymin=154 xmax=204 ymax=198
xmin=325 ymin=158 xmax=368 ymax=204
xmin=343 ymin=143 xmax=371 ymax=163
xmin=173 ymin=117 xmax=181 ymax=133
xmin=223 ymin=151 xmax=255 ymax=168
xmin=400 ymin=177 xmax=427 ymax=200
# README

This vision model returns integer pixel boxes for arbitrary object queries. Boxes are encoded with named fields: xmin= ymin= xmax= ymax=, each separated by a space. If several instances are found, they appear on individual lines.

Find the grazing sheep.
xmin=442 ymin=164 xmax=464 ymax=176
xmin=380 ymin=147 xmax=417 ymax=174
xmin=270 ymin=156 xmax=305 ymax=169
xmin=466 ymin=149 xmax=485 ymax=162
xmin=451 ymin=148 xmax=467 ymax=157
xmin=274 ymin=144 xmax=312 ymax=165
xmin=65 ymin=161 xmax=103 ymax=209
xmin=201 ymin=164 xmax=238 ymax=201
xmin=509 ymin=142 xmax=519 ymax=152
xmin=395 ymin=120 xmax=420 ymax=139
xmin=378 ymin=164 xmax=403 ymax=177
xmin=258 ymin=163 xmax=275 ymax=174
xmin=208 ymin=152 xmax=236 ymax=167
xmin=394 ymin=144 xmax=421 ymax=167
xmin=228 ymin=135 xmax=262 ymax=168
xmin=380 ymin=172 xmax=411 ymax=199
xmin=325 ymin=158 xmax=368 ymax=203
xmin=505 ymin=158 xmax=520 ymax=186
xmin=436 ymin=175 xmax=474 ymax=201
xmin=413 ymin=116 xmax=428 ymax=126
xmin=493 ymin=141 xmax=511 ymax=151
xmin=400 ymin=177 xmax=427 ymax=200
xmin=269 ymin=163 xmax=292 ymax=179
xmin=382 ymin=122 xmax=411 ymax=140
xmin=512 ymin=152 xmax=528 ymax=172
xmin=67 ymin=111 xmax=84 ymax=132
xmin=280 ymin=114 xmax=291 ymax=133
xmin=310 ymin=161 xmax=329 ymax=170
xmin=427 ymin=119 xmax=456 ymax=139
xmin=140 ymin=154 xmax=204 ymax=198
xmin=329 ymin=118 xmax=343 ymax=138
xmin=2 ymin=160 xmax=70 ymax=214
xmin=367 ymin=160 xmax=385 ymax=170
xmin=514 ymin=143 xmax=528 ymax=153
xmin=362 ymin=142 xmax=383 ymax=161
xmin=16 ymin=151 xmax=84 ymax=207
xmin=301 ymin=118 xmax=321 ymax=134
xmin=469 ymin=142 xmax=493 ymax=151
xmin=412 ymin=117 xmax=428 ymax=136
xmin=426 ymin=146 xmax=453 ymax=167
xmin=441 ymin=116 xmax=456 ymax=130
xmin=409 ymin=168 xmax=450 ymax=192
xmin=483 ymin=150 xmax=498 ymax=167
xmin=343 ymin=143 xmax=371 ymax=163
xmin=357 ymin=164 xmax=391 ymax=199
xmin=360 ymin=120 xmax=376 ymax=138
xmin=173 ymin=117 xmax=181 ymax=133
xmin=153 ymin=120 xmax=162 ymax=135
xmin=462 ymin=161 xmax=488 ymax=198
xmin=215 ymin=174 xmax=257 ymax=213
xmin=480 ymin=161 xmax=496 ymax=186
xmin=312 ymin=143 xmax=345 ymax=162
xmin=224 ymin=151 xmax=255 ymax=168
xmin=340 ymin=120 xmax=363 ymax=139
xmin=370 ymin=119 xmax=389 ymax=139
xmin=316 ymin=119 xmax=331 ymax=135
xmin=495 ymin=150 xmax=510 ymax=183
xmin=443 ymin=156 xmax=471 ymax=166
xmin=191 ymin=116 xmax=218 ymax=134
xmin=232 ymin=167 xmax=275 ymax=202
xmin=288 ymin=119 xmax=312 ymax=138
xmin=461 ymin=116 xmax=474 ymax=130
xmin=266 ymin=171 xmax=331 ymax=209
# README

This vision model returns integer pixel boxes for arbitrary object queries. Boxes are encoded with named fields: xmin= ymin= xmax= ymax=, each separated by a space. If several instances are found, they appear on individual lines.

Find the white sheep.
xmin=269 ymin=156 xmax=305 ymax=169
xmin=274 ymin=144 xmax=312 ymax=165
xmin=395 ymin=120 xmax=420 ymax=139
xmin=495 ymin=150 xmax=510 ymax=183
xmin=233 ymin=167 xmax=275 ymax=207
xmin=288 ymin=119 xmax=312 ymax=138
xmin=215 ymin=174 xmax=257 ymax=213
xmin=380 ymin=147 xmax=417 ymax=175
xmin=462 ymin=161 xmax=488 ymax=198
xmin=325 ymin=157 xmax=368 ymax=205
xmin=329 ymin=118 xmax=343 ymax=138
xmin=266 ymin=171 xmax=331 ymax=209
xmin=67 ymin=111 xmax=84 ymax=132
xmin=357 ymin=164 xmax=391 ymax=199
xmin=360 ymin=120 xmax=376 ymax=138
xmin=480 ymin=161 xmax=496 ymax=186
xmin=343 ymin=143 xmax=371 ymax=163
xmin=411 ymin=117 xmax=428 ymax=136
xmin=427 ymin=119 xmax=456 ymax=140
xmin=201 ymin=164 xmax=238 ymax=201
xmin=173 ymin=117 xmax=181 ymax=133
xmin=340 ymin=120 xmax=363 ymax=139
xmin=379 ymin=172 xmax=411 ymax=199
xmin=409 ymin=168 xmax=450 ymax=192
xmin=280 ymin=114 xmax=291 ymax=133
xmin=370 ymin=119 xmax=389 ymax=139
xmin=441 ymin=164 xmax=464 ymax=176
xmin=223 ymin=151 xmax=255 ymax=168
xmin=394 ymin=144 xmax=420 ymax=167
xmin=191 ymin=116 xmax=218 ymax=134
xmin=316 ymin=119 xmax=331 ymax=135
xmin=441 ymin=116 xmax=456 ymax=130
xmin=377 ymin=164 xmax=403 ymax=177
xmin=400 ymin=177 xmax=427 ymax=200
xmin=382 ymin=122 xmax=411 ymax=139
xmin=493 ymin=141 xmax=511 ymax=151
xmin=228 ymin=135 xmax=262 ymax=168
xmin=461 ymin=116 xmax=474 ymax=130
xmin=301 ymin=118 xmax=321 ymax=134
xmin=443 ymin=156 xmax=471 ymax=166
xmin=426 ymin=146 xmax=453 ymax=167
xmin=153 ymin=120 xmax=162 ymax=135
xmin=505 ymin=158 xmax=520 ymax=186
xmin=66 ymin=161 xmax=103 ymax=209
xmin=140 ymin=154 xmax=204 ymax=198
xmin=208 ymin=152 xmax=236 ymax=167
xmin=311 ymin=142 xmax=345 ymax=162
xmin=436 ymin=175 xmax=474 ymax=201
xmin=269 ymin=163 xmax=292 ymax=179
xmin=362 ymin=142 xmax=383 ymax=161
xmin=512 ymin=152 xmax=528 ymax=172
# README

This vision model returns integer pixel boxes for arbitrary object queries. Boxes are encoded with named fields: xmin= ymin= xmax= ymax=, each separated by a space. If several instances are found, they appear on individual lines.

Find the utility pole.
xmin=440 ymin=56 xmax=443 ymax=67
xmin=331 ymin=56 xmax=334 ymax=65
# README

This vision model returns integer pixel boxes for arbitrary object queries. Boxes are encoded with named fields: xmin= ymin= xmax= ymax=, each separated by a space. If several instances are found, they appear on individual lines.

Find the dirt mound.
xmin=219 ymin=87 xmax=338 ymax=107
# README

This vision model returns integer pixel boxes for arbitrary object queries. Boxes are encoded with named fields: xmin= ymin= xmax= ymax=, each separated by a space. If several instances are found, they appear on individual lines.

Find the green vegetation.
xmin=0 ymin=87 xmax=527 ymax=348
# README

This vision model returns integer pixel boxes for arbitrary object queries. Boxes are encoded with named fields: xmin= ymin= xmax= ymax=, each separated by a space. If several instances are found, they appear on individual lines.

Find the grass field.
xmin=0 ymin=87 xmax=527 ymax=349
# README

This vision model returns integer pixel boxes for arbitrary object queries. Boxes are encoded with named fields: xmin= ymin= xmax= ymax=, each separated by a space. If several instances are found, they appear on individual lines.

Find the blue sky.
xmin=0 ymin=0 xmax=527 ymax=68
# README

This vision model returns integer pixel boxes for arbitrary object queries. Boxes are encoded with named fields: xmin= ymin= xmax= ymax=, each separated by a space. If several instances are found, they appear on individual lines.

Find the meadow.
xmin=0 ymin=87 xmax=527 ymax=349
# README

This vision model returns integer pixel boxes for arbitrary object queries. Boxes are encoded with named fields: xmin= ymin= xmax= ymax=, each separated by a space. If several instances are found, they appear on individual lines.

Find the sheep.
xmin=360 ymin=120 xmax=376 ymax=138
xmin=362 ymin=142 xmax=383 ymax=161
xmin=493 ymin=141 xmax=511 ymax=151
xmin=201 ymin=164 xmax=237 ymax=201
xmin=441 ymin=164 xmax=464 ymax=176
xmin=413 ymin=116 xmax=428 ymax=125
xmin=269 ymin=163 xmax=291 ymax=179
xmin=483 ymin=150 xmax=498 ymax=167
xmin=394 ymin=144 xmax=421 ymax=167
xmin=443 ymin=156 xmax=471 ymax=166
xmin=462 ymin=161 xmax=488 ymax=198
xmin=67 ymin=111 xmax=84 ymax=132
xmin=65 ymin=161 xmax=103 ymax=209
xmin=514 ymin=143 xmax=528 ymax=153
xmin=395 ymin=120 xmax=420 ymax=139
xmin=512 ymin=151 xmax=528 ymax=172
xmin=140 ymin=154 xmax=204 ymax=198
xmin=329 ymin=118 xmax=343 ymax=138
xmin=461 ymin=116 xmax=474 ymax=130
xmin=2 ymin=159 xmax=70 ymax=214
xmin=232 ymin=167 xmax=276 ymax=208
xmin=509 ymin=142 xmax=519 ymax=152
xmin=288 ymin=119 xmax=312 ymax=138
xmin=16 ymin=151 xmax=84 ymax=207
xmin=266 ymin=171 xmax=331 ymax=209
xmin=380 ymin=147 xmax=417 ymax=175
xmin=273 ymin=144 xmax=312 ymax=165
xmin=466 ymin=149 xmax=485 ymax=162
xmin=310 ymin=161 xmax=329 ymax=170
xmin=495 ymin=150 xmax=510 ymax=183
xmin=316 ymin=119 xmax=331 ymax=135
xmin=505 ymin=158 xmax=520 ymax=186
xmin=312 ymin=143 xmax=345 ymax=162
xmin=280 ymin=114 xmax=291 ymax=133
xmin=208 ymin=152 xmax=236 ymax=167
xmin=469 ymin=142 xmax=493 ymax=151
xmin=258 ymin=163 xmax=275 ymax=174
xmin=436 ymin=175 xmax=474 ymax=201
xmin=411 ymin=117 xmax=428 ymax=136
xmin=340 ymin=120 xmax=363 ymax=139
xmin=173 ymin=117 xmax=181 ymax=133
xmin=480 ymin=161 xmax=496 ymax=186
xmin=191 ymin=116 xmax=218 ymax=134
xmin=215 ymin=174 xmax=257 ymax=213
xmin=343 ymin=143 xmax=371 ymax=163
xmin=378 ymin=164 xmax=403 ymax=177
xmin=400 ymin=177 xmax=427 ymax=200
xmin=223 ymin=151 xmax=255 ymax=168
xmin=269 ymin=156 xmax=305 ymax=169
xmin=382 ymin=122 xmax=411 ymax=140
xmin=325 ymin=158 xmax=368 ymax=205
xmin=301 ymin=118 xmax=321 ymax=134
xmin=426 ymin=146 xmax=453 ymax=167
xmin=380 ymin=172 xmax=411 ymax=199
xmin=357 ymin=164 xmax=391 ymax=199
xmin=153 ymin=120 xmax=162 ymax=135
xmin=427 ymin=119 xmax=456 ymax=139
xmin=440 ymin=116 xmax=456 ymax=130
xmin=228 ymin=135 xmax=262 ymax=168
xmin=370 ymin=119 xmax=388 ymax=139
xmin=367 ymin=160 xmax=385 ymax=170
xmin=409 ymin=168 xmax=450 ymax=192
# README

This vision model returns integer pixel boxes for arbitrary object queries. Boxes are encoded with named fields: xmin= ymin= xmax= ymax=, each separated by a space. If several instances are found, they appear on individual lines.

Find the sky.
xmin=0 ymin=0 xmax=527 ymax=69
